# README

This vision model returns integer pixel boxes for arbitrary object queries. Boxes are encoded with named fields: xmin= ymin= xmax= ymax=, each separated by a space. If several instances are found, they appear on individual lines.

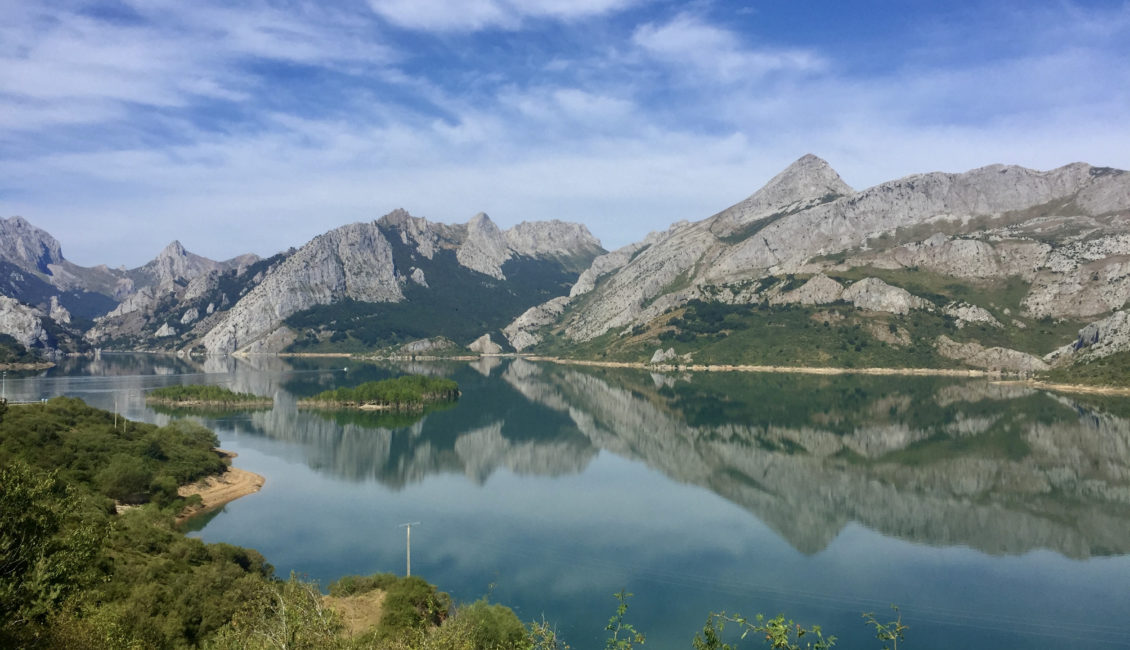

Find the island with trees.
xmin=298 ymin=374 xmax=459 ymax=411
xmin=145 ymin=384 xmax=274 ymax=409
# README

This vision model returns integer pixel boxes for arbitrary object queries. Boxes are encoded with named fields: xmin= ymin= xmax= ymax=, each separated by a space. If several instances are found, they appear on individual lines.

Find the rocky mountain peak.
xmin=376 ymin=208 xmax=414 ymax=229
xmin=0 ymin=215 xmax=66 ymax=274
xmin=710 ymin=154 xmax=855 ymax=239
xmin=158 ymin=240 xmax=188 ymax=259
xmin=763 ymin=154 xmax=854 ymax=203
xmin=458 ymin=212 xmax=511 ymax=279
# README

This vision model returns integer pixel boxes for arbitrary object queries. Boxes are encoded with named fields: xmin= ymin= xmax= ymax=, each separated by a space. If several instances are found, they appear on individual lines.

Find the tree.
xmin=0 ymin=462 xmax=103 ymax=641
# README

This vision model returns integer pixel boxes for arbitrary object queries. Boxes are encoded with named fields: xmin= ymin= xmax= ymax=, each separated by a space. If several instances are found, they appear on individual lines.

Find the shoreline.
xmin=522 ymin=356 xmax=1130 ymax=396
xmin=523 ymin=355 xmax=991 ymax=378
xmin=991 ymin=379 xmax=1130 ymax=397
xmin=0 ymin=361 xmax=55 ymax=371
xmin=146 ymin=397 xmax=274 ymax=409
xmin=176 ymin=450 xmax=265 ymax=524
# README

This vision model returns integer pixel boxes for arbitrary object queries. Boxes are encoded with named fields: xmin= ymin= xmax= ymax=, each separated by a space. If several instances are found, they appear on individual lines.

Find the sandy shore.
xmin=176 ymin=450 xmax=265 ymax=523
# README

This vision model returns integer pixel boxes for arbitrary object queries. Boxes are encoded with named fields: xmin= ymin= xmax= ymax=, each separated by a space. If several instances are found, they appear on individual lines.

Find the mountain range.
xmin=2 ymin=155 xmax=1129 ymax=377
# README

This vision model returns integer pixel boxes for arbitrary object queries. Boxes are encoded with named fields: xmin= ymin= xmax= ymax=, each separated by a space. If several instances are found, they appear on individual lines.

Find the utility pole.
xmin=398 ymin=522 xmax=421 ymax=577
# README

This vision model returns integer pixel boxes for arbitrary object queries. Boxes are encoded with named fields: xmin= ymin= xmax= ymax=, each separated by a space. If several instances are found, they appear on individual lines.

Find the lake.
xmin=6 ymin=354 xmax=1130 ymax=648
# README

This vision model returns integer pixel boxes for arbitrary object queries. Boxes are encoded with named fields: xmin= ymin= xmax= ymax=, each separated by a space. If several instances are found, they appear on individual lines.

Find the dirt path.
xmin=176 ymin=450 xmax=265 ymax=523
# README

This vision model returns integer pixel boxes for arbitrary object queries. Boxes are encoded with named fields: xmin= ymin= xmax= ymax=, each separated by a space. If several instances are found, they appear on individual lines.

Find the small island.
xmin=145 ymin=384 xmax=273 ymax=409
xmin=298 ymin=374 xmax=459 ymax=411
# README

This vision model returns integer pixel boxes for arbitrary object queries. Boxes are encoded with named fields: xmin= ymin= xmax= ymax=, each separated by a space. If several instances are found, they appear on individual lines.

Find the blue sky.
xmin=1 ymin=0 xmax=1128 ymax=267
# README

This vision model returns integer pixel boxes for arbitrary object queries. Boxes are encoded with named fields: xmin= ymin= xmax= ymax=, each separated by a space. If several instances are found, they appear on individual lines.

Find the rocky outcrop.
xmin=842 ymin=278 xmax=933 ymax=314
xmin=935 ymin=335 xmax=1049 ymax=373
xmin=502 ymin=296 xmax=570 ymax=351
xmin=398 ymin=337 xmax=456 ymax=355
xmin=944 ymin=302 xmax=1003 ymax=328
xmin=0 ymin=296 xmax=49 ymax=349
xmin=456 ymin=213 xmax=511 ymax=280
xmin=649 ymin=347 xmax=677 ymax=364
xmin=155 ymin=322 xmax=176 ymax=337
xmin=468 ymin=333 xmax=502 ymax=355
xmin=1047 ymin=310 xmax=1130 ymax=365
xmin=505 ymin=220 xmax=605 ymax=271
xmin=771 ymin=273 xmax=844 ymax=305
xmin=0 ymin=216 xmax=64 ymax=275
xmin=202 ymin=222 xmax=402 ymax=354
xmin=48 ymin=296 xmax=71 ymax=325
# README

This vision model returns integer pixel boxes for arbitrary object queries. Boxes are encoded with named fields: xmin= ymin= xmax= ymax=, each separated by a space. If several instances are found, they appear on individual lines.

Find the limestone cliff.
xmin=540 ymin=157 xmax=1129 ymax=344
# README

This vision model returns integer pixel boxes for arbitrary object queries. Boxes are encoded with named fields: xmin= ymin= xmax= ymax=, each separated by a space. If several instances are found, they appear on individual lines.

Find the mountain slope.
xmin=509 ymin=156 xmax=1130 ymax=374
xmin=197 ymin=211 xmax=603 ymax=355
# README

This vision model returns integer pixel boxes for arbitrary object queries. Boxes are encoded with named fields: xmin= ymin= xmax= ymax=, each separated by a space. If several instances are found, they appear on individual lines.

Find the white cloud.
xmin=632 ymin=13 xmax=823 ymax=82
xmin=367 ymin=0 xmax=640 ymax=32
xmin=0 ymin=2 xmax=394 ymax=132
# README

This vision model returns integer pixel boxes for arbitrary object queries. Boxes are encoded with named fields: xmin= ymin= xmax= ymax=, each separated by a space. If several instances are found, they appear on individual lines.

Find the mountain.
xmin=507 ymin=156 xmax=1130 ymax=374
xmin=196 ymin=210 xmax=604 ymax=355
xmin=0 ymin=216 xmax=262 ymax=355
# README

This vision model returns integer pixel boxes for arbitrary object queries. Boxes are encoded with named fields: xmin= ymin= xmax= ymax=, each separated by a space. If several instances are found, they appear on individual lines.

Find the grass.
xmin=1042 ymin=350 xmax=1130 ymax=387
xmin=300 ymin=374 xmax=459 ymax=410
xmin=146 ymin=384 xmax=272 ymax=407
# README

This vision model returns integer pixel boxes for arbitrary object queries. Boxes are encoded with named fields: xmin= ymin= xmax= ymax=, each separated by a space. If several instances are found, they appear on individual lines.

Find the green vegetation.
xmin=146 ymin=384 xmax=273 ymax=408
xmin=1042 ymin=350 xmax=1130 ymax=387
xmin=302 ymin=375 xmax=459 ymax=410
xmin=0 ymin=397 xmax=226 ymax=505
xmin=0 ymin=333 xmax=41 ymax=365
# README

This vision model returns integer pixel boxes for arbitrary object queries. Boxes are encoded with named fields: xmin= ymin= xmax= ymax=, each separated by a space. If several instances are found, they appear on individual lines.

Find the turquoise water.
xmin=9 ymin=354 xmax=1130 ymax=648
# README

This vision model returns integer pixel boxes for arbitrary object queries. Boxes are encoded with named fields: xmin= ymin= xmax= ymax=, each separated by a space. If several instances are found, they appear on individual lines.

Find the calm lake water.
xmin=6 ymin=354 xmax=1130 ymax=648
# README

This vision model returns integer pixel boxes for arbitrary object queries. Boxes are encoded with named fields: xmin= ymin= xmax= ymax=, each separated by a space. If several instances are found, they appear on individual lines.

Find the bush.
xmin=438 ymin=599 xmax=529 ymax=650
xmin=377 ymin=576 xmax=452 ymax=640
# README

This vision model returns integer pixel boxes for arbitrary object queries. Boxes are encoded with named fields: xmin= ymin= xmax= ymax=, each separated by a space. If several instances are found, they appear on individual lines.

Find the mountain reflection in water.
xmin=199 ymin=356 xmax=1130 ymax=559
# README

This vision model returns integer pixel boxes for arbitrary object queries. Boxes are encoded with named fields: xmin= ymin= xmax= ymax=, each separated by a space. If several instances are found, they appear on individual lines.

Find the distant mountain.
xmin=506 ymin=156 xmax=1130 ymax=374
xmin=196 ymin=210 xmax=604 ymax=354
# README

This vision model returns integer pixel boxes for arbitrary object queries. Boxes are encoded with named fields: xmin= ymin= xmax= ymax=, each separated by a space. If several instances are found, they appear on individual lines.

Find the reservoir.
xmin=6 ymin=354 xmax=1130 ymax=648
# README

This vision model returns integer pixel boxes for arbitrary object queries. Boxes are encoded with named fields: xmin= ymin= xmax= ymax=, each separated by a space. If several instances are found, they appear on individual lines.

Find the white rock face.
xmin=709 ymin=154 xmax=855 ymax=240
xmin=649 ymin=347 xmax=677 ymax=364
xmin=502 ymin=296 xmax=570 ymax=351
xmin=557 ymin=158 xmax=1130 ymax=342
xmin=944 ymin=302 xmax=1003 ymax=328
xmin=457 ymin=213 xmax=511 ymax=280
xmin=155 ymin=322 xmax=176 ymax=337
xmin=0 ymin=216 xmax=65 ymax=274
xmin=399 ymin=337 xmax=455 ymax=355
xmin=202 ymin=221 xmax=403 ymax=354
xmin=0 ymin=296 xmax=49 ymax=349
xmin=468 ymin=333 xmax=502 ymax=355
xmin=180 ymin=307 xmax=199 ymax=325
xmin=410 ymin=267 xmax=428 ymax=287
xmin=48 ymin=296 xmax=71 ymax=325
xmin=772 ymin=274 xmax=844 ymax=305
xmin=935 ymin=335 xmax=1049 ymax=373
xmin=842 ymin=278 xmax=932 ymax=315
xmin=504 ymin=220 xmax=603 ymax=264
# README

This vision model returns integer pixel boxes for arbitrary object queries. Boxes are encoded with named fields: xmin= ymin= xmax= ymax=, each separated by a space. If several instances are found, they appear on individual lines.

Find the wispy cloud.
xmin=367 ymin=0 xmax=641 ymax=32
xmin=632 ymin=13 xmax=824 ymax=82
xmin=0 ymin=1 xmax=1126 ymax=268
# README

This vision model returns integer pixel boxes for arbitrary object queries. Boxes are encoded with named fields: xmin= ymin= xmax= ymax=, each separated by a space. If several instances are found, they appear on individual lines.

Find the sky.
xmin=1 ymin=0 xmax=1128 ymax=268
